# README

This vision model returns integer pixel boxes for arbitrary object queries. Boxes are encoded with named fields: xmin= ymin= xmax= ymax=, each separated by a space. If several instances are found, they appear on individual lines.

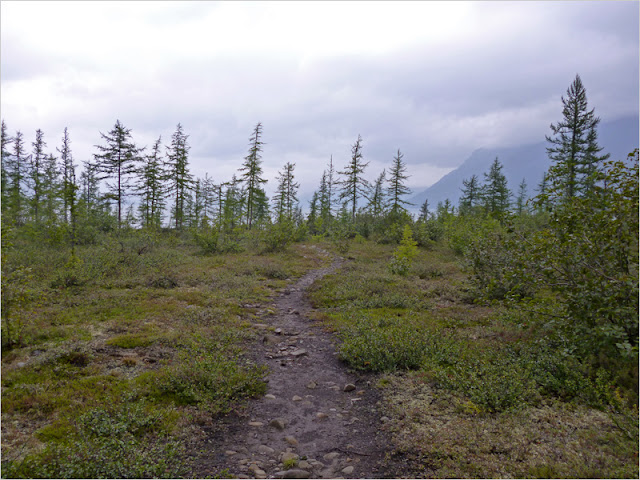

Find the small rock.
xmin=292 ymin=395 xmax=302 ymax=401
xmin=291 ymin=348 xmax=308 ymax=357
xmin=356 ymin=390 xmax=365 ymax=396
xmin=263 ymin=334 xmax=280 ymax=345
xmin=275 ymin=328 xmax=283 ymax=335
xmin=284 ymin=435 xmax=298 ymax=446
xmin=316 ymin=412 xmax=328 ymax=420
xmin=265 ymin=394 xmax=276 ymax=400
xmin=249 ymin=421 xmax=264 ymax=427
xmin=281 ymin=469 xmax=310 ymax=479
xmin=280 ymin=451 xmax=299 ymax=463
xmin=225 ymin=450 xmax=238 ymax=456
xmin=257 ymin=445 xmax=275 ymax=455
xmin=323 ymin=452 xmax=340 ymax=461
xmin=298 ymin=460 xmax=311 ymax=469
xmin=343 ymin=383 xmax=356 ymax=392
xmin=341 ymin=466 xmax=354 ymax=475
xmin=270 ymin=418 xmax=286 ymax=430
xmin=380 ymin=416 xmax=390 ymax=423
xmin=306 ymin=381 xmax=317 ymax=389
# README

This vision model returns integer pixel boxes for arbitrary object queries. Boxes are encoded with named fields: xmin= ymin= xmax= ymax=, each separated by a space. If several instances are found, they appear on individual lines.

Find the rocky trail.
xmin=194 ymin=247 xmax=390 ymax=479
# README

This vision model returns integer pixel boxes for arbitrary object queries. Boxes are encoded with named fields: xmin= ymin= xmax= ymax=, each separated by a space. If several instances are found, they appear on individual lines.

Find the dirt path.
xmin=193 ymin=246 xmax=389 ymax=479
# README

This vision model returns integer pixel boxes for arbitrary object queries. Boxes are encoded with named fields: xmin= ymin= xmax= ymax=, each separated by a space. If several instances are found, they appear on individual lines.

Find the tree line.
xmin=1 ymin=119 xmax=422 ymax=243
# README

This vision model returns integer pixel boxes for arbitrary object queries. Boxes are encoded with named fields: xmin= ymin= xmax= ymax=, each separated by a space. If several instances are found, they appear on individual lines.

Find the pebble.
xmin=380 ymin=416 xmax=390 ymax=423
xmin=225 ymin=450 xmax=237 ymax=456
xmin=306 ymin=381 xmax=317 ymax=389
xmin=323 ymin=452 xmax=340 ymax=461
xmin=297 ymin=460 xmax=311 ymax=469
xmin=257 ymin=445 xmax=275 ymax=455
xmin=343 ymin=383 xmax=356 ymax=392
xmin=270 ymin=418 xmax=286 ymax=430
xmin=316 ymin=412 xmax=328 ymax=420
xmin=291 ymin=348 xmax=308 ymax=357
xmin=275 ymin=328 xmax=283 ymax=335
xmin=281 ymin=469 xmax=311 ymax=479
xmin=249 ymin=421 xmax=264 ymax=427
xmin=284 ymin=435 xmax=298 ymax=446
xmin=265 ymin=394 xmax=276 ymax=400
xmin=292 ymin=395 xmax=303 ymax=401
xmin=280 ymin=451 xmax=299 ymax=463
xmin=341 ymin=466 xmax=354 ymax=475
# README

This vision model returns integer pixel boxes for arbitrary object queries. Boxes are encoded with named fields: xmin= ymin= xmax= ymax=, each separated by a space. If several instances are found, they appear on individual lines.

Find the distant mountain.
xmin=410 ymin=115 xmax=639 ymax=211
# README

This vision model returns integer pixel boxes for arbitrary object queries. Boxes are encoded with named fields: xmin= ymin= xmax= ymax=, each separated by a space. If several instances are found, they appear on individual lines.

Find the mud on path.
xmin=192 ymin=246 xmax=390 ymax=479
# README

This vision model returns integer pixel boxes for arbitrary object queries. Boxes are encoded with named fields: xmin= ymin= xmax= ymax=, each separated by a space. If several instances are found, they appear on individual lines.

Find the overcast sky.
xmin=2 ymin=1 xmax=638 ymax=203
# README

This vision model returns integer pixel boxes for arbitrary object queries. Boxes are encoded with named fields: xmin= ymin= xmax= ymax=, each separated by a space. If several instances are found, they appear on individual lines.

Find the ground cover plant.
xmin=309 ymin=238 xmax=638 ymax=478
xmin=1 ymin=227 xmax=323 ymax=478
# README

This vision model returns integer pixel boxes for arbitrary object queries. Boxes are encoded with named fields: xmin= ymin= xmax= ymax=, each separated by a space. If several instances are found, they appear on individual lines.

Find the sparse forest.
xmin=1 ymin=75 xmax=638 ymax=478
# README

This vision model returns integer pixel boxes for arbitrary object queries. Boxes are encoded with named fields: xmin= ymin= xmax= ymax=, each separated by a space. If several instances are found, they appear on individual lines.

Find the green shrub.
xmin=152 ymin=342 xmax=266 ymax=411
xmin=389 ymin=225 xmax=418 ymax=276
xmin=337 ymin=313 xmax=431 ymax=371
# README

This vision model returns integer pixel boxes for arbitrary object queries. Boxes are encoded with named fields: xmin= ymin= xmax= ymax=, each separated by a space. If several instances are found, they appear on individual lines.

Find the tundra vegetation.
xmin=1 ymin=76 xmax=638 ymax=478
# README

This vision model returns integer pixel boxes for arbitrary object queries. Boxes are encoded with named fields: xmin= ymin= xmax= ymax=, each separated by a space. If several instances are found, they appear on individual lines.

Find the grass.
xmin=313 ymin=239 xmax=639 ymax=478
xmin=1 ymin=229 xmax=325 ymax=478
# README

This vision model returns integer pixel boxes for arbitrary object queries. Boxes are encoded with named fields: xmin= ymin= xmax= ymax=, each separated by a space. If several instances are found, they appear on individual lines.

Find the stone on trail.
xmin=291 ymin=348 xmax=308 ymax=357
xmin=343 ymin=383 xmax=356 ymax=392
xmin=270 ymin=418 xmax=286 ymax=430
xmin=281 ymin=469 xmax=311 ymax=479
xmin=257 ymin=445 xmax=275 ymax=455
xmin=306 ymin=381 xmax=317 ymax=389
xmin=316 ymin=412 xmax=328 ymax=420
xmin=292 ymin=395 xmax=303 ymax=401
xmin=280 ymin=451 xmax=299 ymax=463
xmin=323 ymin=452 xmax=340 ymax=461
xmin=284 ymin=435 xmax=298 ymax=446
xmin=249 ymin=421 xmax=264 ymax=427
xmin=225 ymin=450 xmax=237 ymax=456
xmin=341 ymin=466 xmax=354 ymax=474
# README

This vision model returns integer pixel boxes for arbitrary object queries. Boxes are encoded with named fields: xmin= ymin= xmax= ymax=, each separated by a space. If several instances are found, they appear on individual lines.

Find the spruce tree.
xmin=29 ymin=129 xmax=47 ymax=225
xmin=368 ymin=169 xmax=387 ymax=217
xmin=339 ymin=134 xmax=369 ymax=223
xmin=1 ymin=121 xmax=13 ymax=219
xmin=166 ymin=124 xmax=193 ymax=230
xmin=137 ymin=136 xmax=167 ymax=228
xmin=546 ymin=74 xmax=609 ymax=203
xmin=273 ymin=162 xmax=299 ymax=223
xmin=41 ymin=153 xmax=61 ymax=226
xmin=387 ymin=149 xmax=412 ymax=214
xmin=57 ymin=128 xmax=75 ymax=224
xmin=6 ymin=130 xmax=27 ymax=225
xmin=481 ymin=157 xmax=511 ymax=217
xmin=418 ymin=198 xmax=430 ymax=222
xmin=515 ymin=178 xmax=528 ymax=215
xmin=459 ymin=174 xmax=481 ymax=215
xmin=93 ymin=120 xmax=144 ymax=228
xmin=239 ymin=123 xmax=267 ymax=229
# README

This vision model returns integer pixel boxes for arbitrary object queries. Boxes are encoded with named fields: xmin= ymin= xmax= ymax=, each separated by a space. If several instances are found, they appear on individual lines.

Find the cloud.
xmin=1 ymin=1 xmax=637 ymax=201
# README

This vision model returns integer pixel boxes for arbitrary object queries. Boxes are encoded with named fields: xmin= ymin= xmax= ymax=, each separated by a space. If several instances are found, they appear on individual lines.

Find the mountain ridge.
xmin=410 ymin=115 xmax=639 ymax=210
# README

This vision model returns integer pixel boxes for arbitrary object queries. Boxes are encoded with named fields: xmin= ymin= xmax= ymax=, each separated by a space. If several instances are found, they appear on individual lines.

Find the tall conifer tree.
xmin=94 ymin=120 xmax=143 ymax=228
xmin=339 ymin=134 xmax=369 ymax=223
xmin=546 ymin=74 xmax=609 ymax=203
xmin=166 ymin=124 xmax=193 ymax=230
xmin=239 ymin=123 xmax=267 ymax=229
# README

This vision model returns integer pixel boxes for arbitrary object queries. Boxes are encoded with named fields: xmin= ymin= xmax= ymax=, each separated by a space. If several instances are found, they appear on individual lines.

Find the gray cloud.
xmin=1 ymin=1 xmax=637 ymax=204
